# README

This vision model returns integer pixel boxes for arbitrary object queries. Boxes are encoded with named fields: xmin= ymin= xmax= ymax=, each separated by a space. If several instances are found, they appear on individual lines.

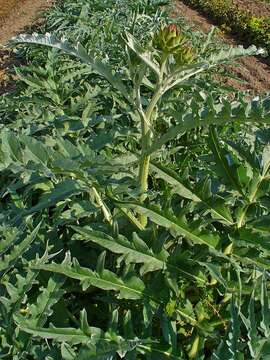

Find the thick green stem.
xmin=139 ymin=154 xmax=151 ymax=201
xmin=138 ymin=86 xmax=163 ymax=227
xmin=138 ymin=118 xmax=151 ymax=227
xmin=136 ymin=54 xmax=168 ymax=227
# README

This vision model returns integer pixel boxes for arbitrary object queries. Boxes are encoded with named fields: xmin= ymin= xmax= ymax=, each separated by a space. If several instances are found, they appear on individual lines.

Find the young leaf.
xmin=124 ymin=32 xmax=161 ymax=77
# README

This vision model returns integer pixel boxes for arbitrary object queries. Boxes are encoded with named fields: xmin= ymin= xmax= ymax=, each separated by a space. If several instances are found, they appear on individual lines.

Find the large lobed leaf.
xmin=116 ymin=200 xmax=220 ymax=249
xmin=31 ymin=254 xmax=146 ymax=300
xmin=10 ymin=33 xmax=132 ymax=104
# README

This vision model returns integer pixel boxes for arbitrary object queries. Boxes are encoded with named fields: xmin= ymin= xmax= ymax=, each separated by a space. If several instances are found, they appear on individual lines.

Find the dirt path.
xmin=172 ymin=1 xmax=270 ymax=94
xmin=0 ymin=0 xmax=22 ymax=22
xmin=232 ymin=0 xmax=270 ymax=17
xmin=0 ymin=0 xmax=53 ymax=94
xmin=0 ymin=0 xmax=53 ymax=45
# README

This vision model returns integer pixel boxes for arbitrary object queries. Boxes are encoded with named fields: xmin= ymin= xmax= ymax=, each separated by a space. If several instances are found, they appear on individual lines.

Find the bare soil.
xmin=0 ymin=0 xmax=22 ymax=21
xmin=0 ymin=0 xmax=53 ymax=94
xmin=172 ymin=1 xmax=270 ymax=94
xmin=232 ymin=0 xmax=270 ymax=18
xmin=0 ymin=0 xmax=53 ymax=45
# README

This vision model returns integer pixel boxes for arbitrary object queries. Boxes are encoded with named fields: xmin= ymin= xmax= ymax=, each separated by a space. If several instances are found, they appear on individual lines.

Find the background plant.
xmin=182 ymin=0 xmax=270 ymax=55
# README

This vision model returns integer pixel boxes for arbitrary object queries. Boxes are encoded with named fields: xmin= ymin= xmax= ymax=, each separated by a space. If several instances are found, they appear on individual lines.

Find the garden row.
xmin=182 ymin=0 xmax=270 ymax=53
xmin=1 ymin=0 xmax=270 ymax=359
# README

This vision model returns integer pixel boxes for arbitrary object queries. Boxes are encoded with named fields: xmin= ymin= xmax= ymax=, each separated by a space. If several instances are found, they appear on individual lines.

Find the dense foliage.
xmin=1 ymin=0 xmax=270 ymax=358
xmin=182 ymin=0 xmax=270 ymax=54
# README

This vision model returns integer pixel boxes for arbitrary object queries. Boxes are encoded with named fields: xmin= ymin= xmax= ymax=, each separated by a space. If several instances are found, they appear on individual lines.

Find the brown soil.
xmin=0 ymin=0 xmax=22 ymax=21
xmin=0 ymin=0 xmax=53 ymax=94
xmin=232 ymin=0 xmax=270 ymax=18
xmin=172 ymin=1 xmax=270 ymax=94
xmin=0 ymin=0 xmax=53 ymax=45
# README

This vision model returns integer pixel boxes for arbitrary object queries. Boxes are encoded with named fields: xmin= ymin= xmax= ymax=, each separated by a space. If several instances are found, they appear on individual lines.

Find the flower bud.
xmin=153 ymin=24 xmax=185 ymax=54
xmin=174 ymin=44 xmax=194 ymax=66
xmin=153 ymin=24 xmax=194 ymax=66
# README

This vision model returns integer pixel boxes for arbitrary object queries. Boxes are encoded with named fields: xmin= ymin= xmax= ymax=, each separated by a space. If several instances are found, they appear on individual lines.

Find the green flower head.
xmin=153 ymin=24 xmax=194 ymax=65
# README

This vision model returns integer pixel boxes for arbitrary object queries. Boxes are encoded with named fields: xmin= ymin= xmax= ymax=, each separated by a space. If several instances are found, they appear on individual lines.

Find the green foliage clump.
xmin=1 ymin=0 xmax=270 ymax=359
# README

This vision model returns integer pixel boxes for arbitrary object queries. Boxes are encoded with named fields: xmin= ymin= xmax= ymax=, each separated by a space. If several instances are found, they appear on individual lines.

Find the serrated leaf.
xmin=147 ymin=96 xmax=270 ymax=155
xmin=11 ymin=33 xmax=131 ymax=103
xmin=72 ymin=227 xmax=206 ymax=283
xmin=21 ymin=135 xmax=49 ymax=166
xmin=138 ymin=344 xmax=182 ymax=359
xmin=208 ymin=126 xmax=243 ymax=195
xmin=15 ymin=274 xmax=66 ymax=328
xmin=72 ymin=227 xmax=167 ymax=274
xmin=117 ymin=201 xmax=219 ymax=249
xmin=78 ymin=339 xmax=144 ymax=360
xmin=18 ymin=325 xmax=99 ymax=345
xmin=31 ymin=257 xmax=146 ymax=300
xmin=0 ymin=227 xmax=20 ymax=257
xmin=260 ymin=275 xmax=270 ymax=337
xmin=0 ymin=222 xmax=41 ymax=273
xmin=1 ymin=130 xmax=22 ymax=165
xmin=262 ymin=144 xmax=270 ymax=176
xmin=150 ymin=161 xmax=233 ymax=225
xmin=24 ymin=179 xmax=86 ymax=216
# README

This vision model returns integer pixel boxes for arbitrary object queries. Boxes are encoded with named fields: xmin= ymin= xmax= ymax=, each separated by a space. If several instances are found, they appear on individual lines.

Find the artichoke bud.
xmin=153 ymin=24 xmax=194 ymax=65
xmin=153 ymin=24 xmax=186 ymax=54
xmin=174 ymin=45 xmax=194 ymax=66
